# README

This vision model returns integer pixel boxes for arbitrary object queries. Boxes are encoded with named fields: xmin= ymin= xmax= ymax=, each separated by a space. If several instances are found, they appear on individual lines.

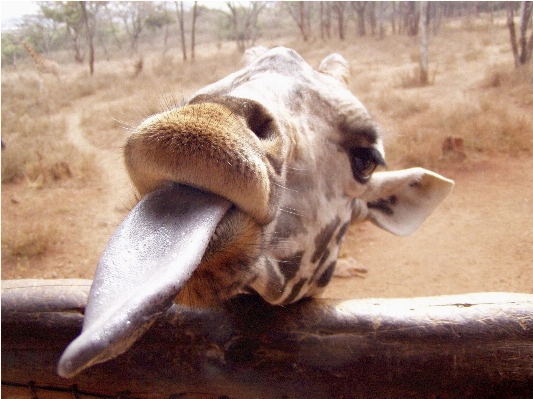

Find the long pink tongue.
xmin=58 ymin=184 xmax=231 ymax=378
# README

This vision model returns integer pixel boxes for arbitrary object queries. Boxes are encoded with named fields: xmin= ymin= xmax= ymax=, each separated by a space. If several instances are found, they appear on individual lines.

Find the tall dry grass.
xmin=1 ymin=221 xmax=60 ymax=262
xmin=1 ymin=69 xmax=104 ymax=185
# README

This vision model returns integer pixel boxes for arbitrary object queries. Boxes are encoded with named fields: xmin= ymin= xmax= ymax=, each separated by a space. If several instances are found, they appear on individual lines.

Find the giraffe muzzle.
xmin=57 ymin=184 xmax=231 ymax=378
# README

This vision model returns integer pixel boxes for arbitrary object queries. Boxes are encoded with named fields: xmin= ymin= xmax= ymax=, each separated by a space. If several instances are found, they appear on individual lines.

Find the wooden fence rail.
xmin=2 ymin=279 xmax=533 ymax=398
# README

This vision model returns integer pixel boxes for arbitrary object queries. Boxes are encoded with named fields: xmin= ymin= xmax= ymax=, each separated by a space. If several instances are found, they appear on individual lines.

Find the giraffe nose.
xmin=58 ymin=184 xmax=231 ymax=378
xmin=124 ymin=102 xmax=274 ymax=225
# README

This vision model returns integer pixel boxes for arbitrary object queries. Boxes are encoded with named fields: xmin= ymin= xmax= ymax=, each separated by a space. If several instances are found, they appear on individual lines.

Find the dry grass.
xmin=383 ymin=86 xmax=533 ymax=170
xmin=1 ymin=114 xmax=99 ymax=185
xmin=2 ymin=15 xmax=533 ymax=271
xmin=1 ymin=221 xmax=60 ymax=261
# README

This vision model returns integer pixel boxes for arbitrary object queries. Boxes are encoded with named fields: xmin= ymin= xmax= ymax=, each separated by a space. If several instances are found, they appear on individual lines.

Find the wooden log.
xmin=2 ymin=279 xmax=533 ymax=399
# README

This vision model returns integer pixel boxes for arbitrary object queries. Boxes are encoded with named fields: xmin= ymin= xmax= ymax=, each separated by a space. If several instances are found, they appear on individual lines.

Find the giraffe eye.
xmin=350 ymin=147 xmax=385 ymax=183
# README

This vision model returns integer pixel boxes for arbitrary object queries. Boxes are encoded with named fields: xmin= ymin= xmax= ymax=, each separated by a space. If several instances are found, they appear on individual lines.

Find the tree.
xmin=320 ymin=2 xmax=332 ymax=40
xmin=39 ymin=2 xmax=86 ymax=63
xmin=1 ymin=32 xmax=19 ymax=66
xmin=352 ymin=2 xmax=367 ymax=37
xmin=226 ymin=2 xmax=266 ymax=52
xmin=17 ymin=11 xmax=61 ymax=53
xmin=174 ymin=2 xmax=201 ymax=61
xmin=391 ymin=1 xmax=397 ymax=34
xmin=284 ymin=2 xmax=312 ymax=42
xmin=79 ymin=1 xmax=95 ymax=75
xmin=175 ymin=1 xmax=188 ymax=60
xmin=404 ymin=1 xmax=420 ymax=36
xmin=420 ymin=1 xmax=429 ymax=85
xmin=368 ymin=2 xmax=376 ymax=37
xmin=333 ymin=2 xmax=347 ymax=40
xmin=430 ymin=1 xmax=443 ymax=35
xmin=114 ymin=2 xmax=153 ymax=53
xmin=507 ymin=1 xmax=533 ymax=67
xmin=145 ymin=2 xmax=175 ymax=52
xmin=376 ymin=1 xmax=385 ymax=40
xmin=190 ymin=2 xmax=200 ymax=61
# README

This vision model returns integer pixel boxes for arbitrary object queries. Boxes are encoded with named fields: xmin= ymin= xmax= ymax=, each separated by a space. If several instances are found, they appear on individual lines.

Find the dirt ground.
xmin=2 ymin=24 xmax=533 ymax=300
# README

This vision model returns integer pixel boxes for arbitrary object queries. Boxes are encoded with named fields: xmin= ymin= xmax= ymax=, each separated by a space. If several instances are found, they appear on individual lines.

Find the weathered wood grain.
xmin=2 ymin=279 xmax=533 ymax=398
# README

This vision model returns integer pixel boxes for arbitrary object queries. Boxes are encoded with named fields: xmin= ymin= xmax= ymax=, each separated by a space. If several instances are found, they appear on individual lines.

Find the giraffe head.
xmin=58 ymin=47 xmax=453 ymax=377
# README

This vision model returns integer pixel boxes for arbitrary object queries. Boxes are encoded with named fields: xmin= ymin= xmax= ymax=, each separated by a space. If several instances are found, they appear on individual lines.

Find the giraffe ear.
xmin=319 ymin=53 xmax=350 ymax=85
xmin=242 ymin=46 xmax=269 ymax=66
xmin=359 ymin=168 xmax=454 ymax=237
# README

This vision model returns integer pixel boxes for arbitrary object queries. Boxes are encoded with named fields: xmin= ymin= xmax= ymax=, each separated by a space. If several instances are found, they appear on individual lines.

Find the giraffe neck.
xmin=22 ymin=41 xmax=46 ymax=66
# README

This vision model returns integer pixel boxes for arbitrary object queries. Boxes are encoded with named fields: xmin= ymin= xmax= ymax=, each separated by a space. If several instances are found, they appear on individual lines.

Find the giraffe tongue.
xmin=57 ymin=184 xmax=231 ymax=378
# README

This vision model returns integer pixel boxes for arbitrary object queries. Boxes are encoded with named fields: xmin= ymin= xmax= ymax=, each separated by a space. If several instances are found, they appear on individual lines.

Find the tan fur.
xmin=176 ymin=209 xmax=262 ymax=306
xmin=125 ymin=102 xmax=276 ymax=224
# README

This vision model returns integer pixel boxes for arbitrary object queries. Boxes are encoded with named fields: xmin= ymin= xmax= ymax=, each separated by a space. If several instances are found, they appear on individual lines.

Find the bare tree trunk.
xmin=80 ymin=1 xmax=94 ymax=75
xmin=175 ymin=1 xmax=187 ymax=61
xmin=507 ymin=1 xmax=533 ymax=67
xmin=405 ymin=1 xmax=420 ymax=36
xmin=369 ymin=2 xmax=376 ymax=37
xmin=508 ymin=5 xmax=520 ymax=67
xmin=420 ymin=1 xmax=429 ymax=85
xmin=285 ymin=2 xmax=311 ymax=41
xmin=392 ymin=1 xmax=397 ymax=34
xmin=377 ymin=1 xmax=385 ymax=40
xmin=162 ymin=2 xmax=170 ymax=53
xmin=333 ymin=2 xmax=346 ymax=40
xmin=191 ymin=1 xmax=198 ymax=61
xmin=227 ymin=2 xmax=266 ymax=52
xmin=431 ymin=1 xmax=442 ymax=35
xmin=320 ymin=1 xmax=331 ymax=40
xmin=518 ymin=1 xmax=533 ymax=64
xmin=227 ymin=3 xmax=242 ymax=51
xmin=353 ymin=2 xmax=367 ymax=36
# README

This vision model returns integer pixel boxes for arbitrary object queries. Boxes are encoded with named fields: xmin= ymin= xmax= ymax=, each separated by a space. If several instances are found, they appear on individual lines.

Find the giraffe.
xmin=20 ymin=40 xmax=61 ymax=81
xmin=58 ymin=47 xmax=454 ymax=378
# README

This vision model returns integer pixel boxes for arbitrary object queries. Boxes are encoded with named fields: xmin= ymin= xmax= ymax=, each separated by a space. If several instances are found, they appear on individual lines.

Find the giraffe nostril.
xmin=250 ymin=119 xmax=275 ymax=140
xmin=240 ymin=100 xmax=277 ymax=141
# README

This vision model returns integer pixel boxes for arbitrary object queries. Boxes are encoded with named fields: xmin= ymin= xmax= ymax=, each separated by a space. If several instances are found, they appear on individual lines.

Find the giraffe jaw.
xmin=58 ymin=184 xmax=231 ymax=378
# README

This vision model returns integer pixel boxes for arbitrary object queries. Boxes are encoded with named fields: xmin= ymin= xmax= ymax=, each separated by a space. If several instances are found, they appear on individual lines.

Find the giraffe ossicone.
xmin=58 ymin=47 xmax=454 ymax=378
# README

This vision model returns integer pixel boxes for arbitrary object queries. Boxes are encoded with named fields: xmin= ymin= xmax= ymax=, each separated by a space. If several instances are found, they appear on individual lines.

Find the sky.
xmin=1 ymin=1 xmax=40 ymax=28
xmin=0 ymin=1 xmax=234 ymax=30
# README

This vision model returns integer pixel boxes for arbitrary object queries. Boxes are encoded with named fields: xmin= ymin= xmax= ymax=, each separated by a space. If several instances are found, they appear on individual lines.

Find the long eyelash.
xmin=279 ymin=206 xmax=308 ymax=218
xmin=271 ymin=181 xmax=298 ymax=192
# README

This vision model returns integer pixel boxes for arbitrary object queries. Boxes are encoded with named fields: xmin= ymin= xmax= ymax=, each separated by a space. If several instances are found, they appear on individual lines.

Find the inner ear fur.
xmin=361 ymin=168 xmax=454 ymax=237
xmin=319 ymin=53 xmax=350 ymax=85
xmin=242 ymin=46 xmax=269 ymax=66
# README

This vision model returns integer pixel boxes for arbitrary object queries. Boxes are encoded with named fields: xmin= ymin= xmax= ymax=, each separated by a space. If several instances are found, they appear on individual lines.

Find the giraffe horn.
xmin=57 ymin=184 xmax=231 ymax=378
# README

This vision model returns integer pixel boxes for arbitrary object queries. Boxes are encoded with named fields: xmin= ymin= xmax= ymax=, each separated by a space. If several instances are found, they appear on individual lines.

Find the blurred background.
xmin=1 ymin=1 xmax=532 ymax=298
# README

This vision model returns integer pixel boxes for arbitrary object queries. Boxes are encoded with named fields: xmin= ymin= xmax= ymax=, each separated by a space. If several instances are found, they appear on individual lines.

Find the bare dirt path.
xmin=2 ymin=105 xmax=132 ymax=280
